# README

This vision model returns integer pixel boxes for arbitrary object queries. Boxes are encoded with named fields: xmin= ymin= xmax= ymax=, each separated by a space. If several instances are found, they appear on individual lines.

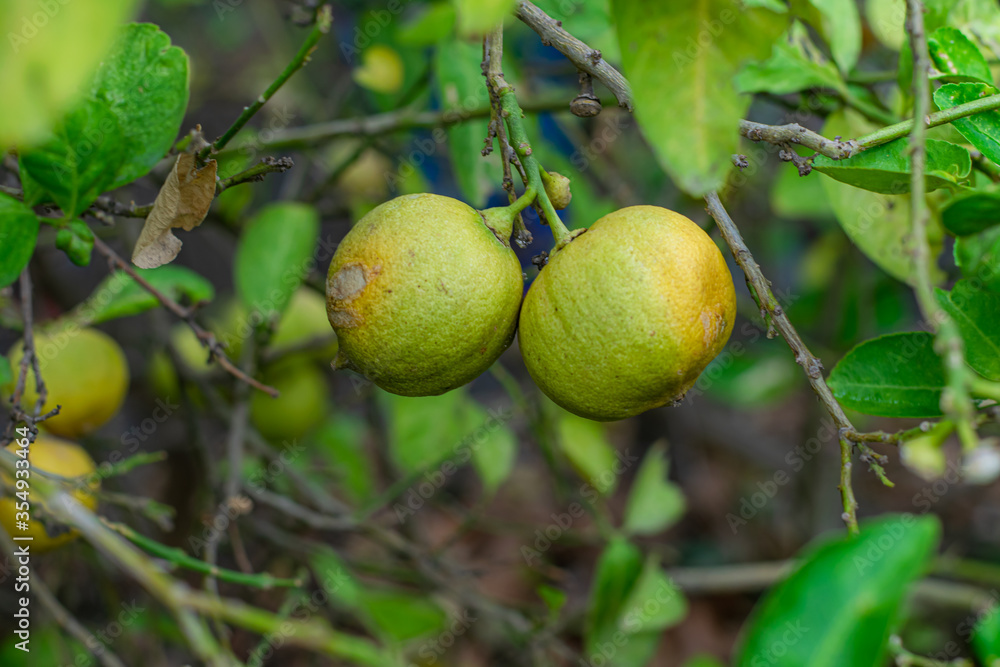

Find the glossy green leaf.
xmin=954 ymin=226 xmax=1000 ymax=291
xmin=813 ymin=137 xmax=970 ymax=193
xmin=972 ymin=600 xmax=1000 ymax=666
xmin=585 ymin=538 xmax=645 ymax=657
xmin=737 ymin=515 xmax=940 ymax=667
xmin=928 ymin=27 xmax=993 ymax=83
xmin=612 ymin=0 xmax=787 ymax=196
xmin=942 ymin=189 xmax=1000 ymax=235
xmin=794 ymin=0 xmax=861 ymax=73
xmin=75 ymin=265 xmax=215 ymax=325
xmin=54 ymin=220 xmax=94 ymax=267
xmin=0 ymin=0 xmax=136 ymax=148
xmin=619 ymin=556 xmax=687 ymax=635
xmin=434 ymin=38 xmax=491 ymax=208
xmin=380 ymin=390 xmax=465 ymax=474
xmin=828 ymin=332 xmax=946 ymax=417
xmin=234 ymin=202 xmax=319 ymax=320
xmin=19 ymin=99 xmax=124 ymax=217
xmin=461 ymin=399 xmax=517 ymax=495
xmin=948 ymin=0 xmax=1000 ymax=55
xmin=623 ymin=443 xmax=686 ymax=536
xmin=820 ymin=109 xmax=945 ymax=285
xmin=934 ymin=83 xmax=1000 ymax=167
xmin=555 ymin=408 xmax=619 ymax=496
xmin=0 ymin=195 xmax=39 ymax=288
xmin=89 ymin=23 xmax=190 ymax=189
xmin=360 ymin=590 xmax=448 ymax=643
xmin=452 ymin=0 xmax=515 ymax=36
xmin=312 ymin=416 xmax=376 ymax=505
xmin=0 ymin=355 xmax=10 ymax=389
xmin=936 ymin=280 xmax=1000 ymax=380
xmin=736 ymin=22 xmax=845 ymax=95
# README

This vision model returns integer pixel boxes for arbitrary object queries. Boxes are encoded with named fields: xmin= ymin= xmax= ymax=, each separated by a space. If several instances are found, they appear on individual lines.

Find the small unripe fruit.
xmin=3 ymin=327 xmax=129 ymax=437
xmin=270 ymin=289 xmax=339 ymax=363
xmin=250 ymin=361 xmax=329 ymax=441
xmin=519 ymin=206 xmax=737 ymax=421
xmin=0 ymin=435 xmax=98 ymax=552
xmin=326 ymin=194 xmax=523 ymax=396
xmin=542 ymin=171 xmax=572 ymax=210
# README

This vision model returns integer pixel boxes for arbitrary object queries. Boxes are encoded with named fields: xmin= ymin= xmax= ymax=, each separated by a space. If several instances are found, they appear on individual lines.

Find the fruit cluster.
xmin=326 ymin=193 xmax=737 ymax=421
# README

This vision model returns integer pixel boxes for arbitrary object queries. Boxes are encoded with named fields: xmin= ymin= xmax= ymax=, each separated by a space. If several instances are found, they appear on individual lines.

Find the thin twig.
xmin=838 ymin=436 xmax=860 ymax=536
xmin=90 ymin=236 xmax=279 ymax=398
xmin=198 ymin=6 xmax=333 ymax=161
xmin=216 ymin=156 xmax=294 ymax=193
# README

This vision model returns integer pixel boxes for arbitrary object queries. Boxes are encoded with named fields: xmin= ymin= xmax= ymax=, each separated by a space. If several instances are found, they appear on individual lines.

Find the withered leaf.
xmin=131 ymin=153 xmax=217 ymax=269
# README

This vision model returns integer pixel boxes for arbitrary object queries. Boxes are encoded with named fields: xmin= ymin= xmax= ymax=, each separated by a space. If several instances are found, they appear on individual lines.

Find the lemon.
xmin=326 ymin=194 xmax=523 ymax=396
xmin=0 ymin=434 xmax=98 ymax=552
xmin=353 ymin=45 xmax=405 ymax=94
xmin=269 ymin=289 xmax=339 ymax=363
xmin=4 ymin=326 xmax=129 ymax=437
xmin=518 ymin=206 xmax=736 ymax=421
xmin=250 ymin=361 xmax=329 ymax=441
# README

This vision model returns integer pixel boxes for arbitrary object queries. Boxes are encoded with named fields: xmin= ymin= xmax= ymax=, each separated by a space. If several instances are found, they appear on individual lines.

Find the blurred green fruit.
xmin=3 ymin=326 xmax=129 ymax=437
xmin=269 ymin=289 xmax=339 ymax=363
xmin=250 ymin=361 xmax=330 ymax=441
xmin=326 ymin=194 xmax=523 ymax=396
xmin=353 ymin=44 xmax=404 ymax=94
xmin=519 ymin=206 xmax=736 ymax=421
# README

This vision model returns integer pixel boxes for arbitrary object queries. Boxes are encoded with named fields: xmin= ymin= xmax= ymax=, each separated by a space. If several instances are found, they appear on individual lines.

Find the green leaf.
xmin=312 ymin=416 xmax=376 ymax=505
xmin=954 ymin=226 xmax=1000 ymax=291
xmin=820 ymin=109 xmax=945 ymax=285
xmin=54 ymin=220 xmax=95 ymax=267
xmin=585 ymin=538 xmax=645 ymax=656
xmin=928 ymin=27 xmax=993 ymax=84
xmin=612 ymin=0 xmax=787 ymax=196
xmin=735 ymin=22 xmax=845 ymax=95
xmin=972 ymin=599 xmax=1000 ymax=666
xmin=89 ymin=23 xmax=190 ymax=189
xmin=813 ymin=137 xmax=971 ymax=193
xmin=554 ymin=408 xmax=620 ymax=496
xmin=0 ymin=194 xmax=40 ymax=288
xmin=794 ymin=0 xmax=862 ymax=73
xmin=827 ymin=332 xmax=947 ymax=417
xmin=936 ymin=279 xmax=1000 ymax=380
xmin=942 ymin=189 xmax=1000 ymax=235
xmin=398 ymin=2 xmax=457 ymax=46
xmin=310 ymin=547 xmax=364 ymax=609
xmin=0 ymin=355 xmax=11 ymax=389
xmin=538 ymin=584 xmax=567 ymax=622
xmin=74 ymin=265 xmax=215 ymax=325
xmin=619 ymin=556 xmax=687 ymax=635
xmin=533 ymin=0 xmax=620 ymax=61
xmin=451 ymin=0 xmax=515 ymax=36
xmin=379 ymin=389 xmax=465 ymax=474
xmin=434 ymin=38 xmax=491 ymax=208
xmin=234 ymin=202 xmax=319 ymax=320
xmin=19 ymin=99 xmax=125 ymax=217
xmin=360 ymin=590 xmax=449 ymax=644
xmin=461 ymin=400 xmax=517 ymax=495
xmin=0 ymin=0 xmax=137 ymax=148
xmin=623 ymin=442 xmax=686 ymax=536
xmin=736 ymin=515 xmax=940 ymax=667
xmin=934 ymin=82 xmax=1000 ymax=167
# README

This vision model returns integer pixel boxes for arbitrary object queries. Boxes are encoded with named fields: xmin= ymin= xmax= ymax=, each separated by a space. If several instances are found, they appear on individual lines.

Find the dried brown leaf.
xmin=131 ymin=153 xmax=217 ymax=269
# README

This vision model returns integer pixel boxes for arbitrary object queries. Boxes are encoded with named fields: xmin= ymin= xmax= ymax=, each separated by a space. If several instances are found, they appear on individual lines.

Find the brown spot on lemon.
xmin=329 ymin=263 xmax=368 ymax=301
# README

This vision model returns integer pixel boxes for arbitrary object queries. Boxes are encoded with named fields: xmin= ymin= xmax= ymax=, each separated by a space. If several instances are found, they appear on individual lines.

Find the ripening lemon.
xmin=326 ymin=194 xmax=523 ymax=396
xmin=518 ymin=206 xmax=737 ymax=421
xmin=269 ymin=288 xmax=339 ymax=363
xmin=0 ymin=434 xmax=99 ymax=552
xmin=353 ymin=44 xmax=405 ymax=94
xmin=250 ymin=361 xmax=330 ymax=441
xmin=3 ymin=326 xmax=129 ymax=437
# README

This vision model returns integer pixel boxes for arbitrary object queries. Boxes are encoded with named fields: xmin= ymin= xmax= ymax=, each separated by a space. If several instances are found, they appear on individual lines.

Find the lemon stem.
xmin=496 ymin=87 xmax=572 ymax=247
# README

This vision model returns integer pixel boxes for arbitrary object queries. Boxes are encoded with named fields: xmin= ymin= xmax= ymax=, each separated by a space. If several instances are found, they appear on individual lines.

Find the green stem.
xmin=496 ymin=87 xmax=572 ymax=246
xmin=854 ymin=92 xmax=1000 ymax=151
xmin=107 ymin=521 xmax=303 ymax=590
xmin=197 ymin=5 xmax=332 ymax=161
xmin=970 ymin=376 xmax=1000 ymax=402
xmin=838 ymin=436 xmax=860 ymax=537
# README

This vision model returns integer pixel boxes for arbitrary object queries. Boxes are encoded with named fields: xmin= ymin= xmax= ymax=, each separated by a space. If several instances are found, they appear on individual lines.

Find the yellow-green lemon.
xmin=270 ymin=288 xmax=339 ymax=363
xmin=0 ymin=434 xmax=98 ymax=552
xmin=250 ymin=361 xmax=330 ymax=441
xmin=519 ymin=206 xmax=737 ymax=421
xmin=326 ymin=194 xmax=523 ymax=396
xmin=3 ymin=326 xmax=129 ymax=437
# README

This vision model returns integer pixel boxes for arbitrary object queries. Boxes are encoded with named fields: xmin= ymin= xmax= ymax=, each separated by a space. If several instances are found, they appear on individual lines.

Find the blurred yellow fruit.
xmin=3 ymin=327 xmax=129 ymax=437
xmin=269 ymin=289 xmax=339 ymax=363
xmin=337 ymin=149 xmax=392 ymax=203
xmin=250 ymin=361 xmax=330 ymax=441
xmin=0 ymin=434 xmax=98 ymax=552
xmin=353 ymin=44 xmax=405 ymax=94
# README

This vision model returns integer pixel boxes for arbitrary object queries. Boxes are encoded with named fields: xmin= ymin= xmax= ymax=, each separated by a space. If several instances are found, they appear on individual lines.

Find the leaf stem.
xmin=197 ymin=5 xmax=332 ymax=161
xmin=839 ymin=436 xmax=860 ymax=537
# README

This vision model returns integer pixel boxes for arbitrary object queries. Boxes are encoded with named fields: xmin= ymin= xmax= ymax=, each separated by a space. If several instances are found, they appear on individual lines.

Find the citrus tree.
xmin=1 ymin=0 xmax=1000 ymax=665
